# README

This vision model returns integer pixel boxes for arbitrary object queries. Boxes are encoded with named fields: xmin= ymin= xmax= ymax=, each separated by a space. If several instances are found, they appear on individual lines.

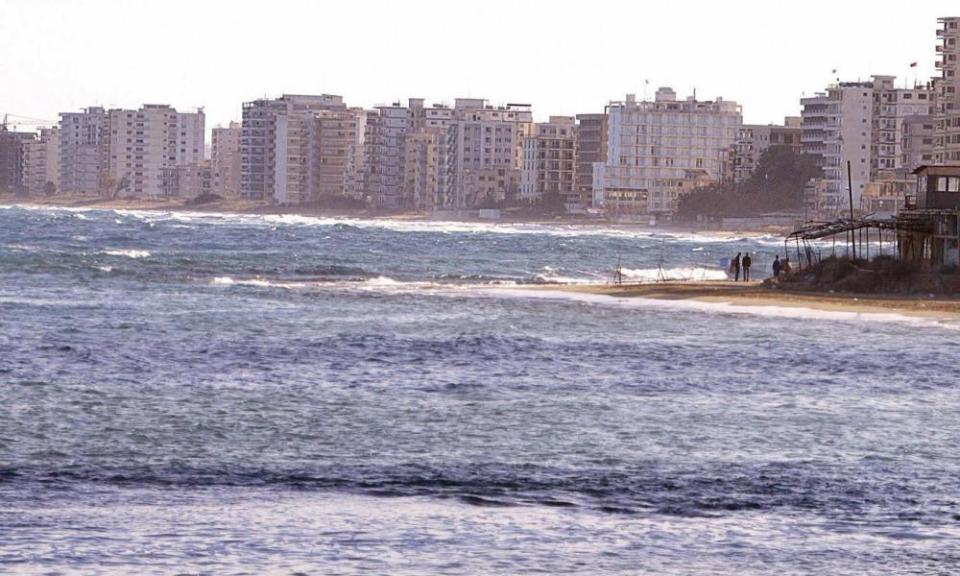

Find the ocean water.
xmin=1 ymin=205 xmax=959 ymax=575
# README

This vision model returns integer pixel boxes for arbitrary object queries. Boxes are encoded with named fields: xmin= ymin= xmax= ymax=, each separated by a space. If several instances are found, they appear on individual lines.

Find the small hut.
xmin=899 ymin=166 xmax=960 ymax=266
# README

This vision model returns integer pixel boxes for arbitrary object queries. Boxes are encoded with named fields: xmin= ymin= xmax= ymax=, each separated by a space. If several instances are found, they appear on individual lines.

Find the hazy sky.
xmin=1 ymin=0 xmax=958 ymax=131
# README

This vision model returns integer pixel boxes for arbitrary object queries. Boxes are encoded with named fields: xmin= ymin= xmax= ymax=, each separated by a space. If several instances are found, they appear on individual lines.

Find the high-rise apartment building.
xmin=934 ymin=17 xmax=960 ymax=164
xmin=801 ymin=84 xmax=874 ymax=216
xmin=309 ymin=108 xmax=367 ymax=201
xmin=0 ymin=125 xmax=36 ymax=195
xmin=802 ymin=75 xmax=931 ymax=216
xmin=439 ymin=99 xmax=534 ymax=210
xmin=869 ymin=75 xmax=932 ymax=176
xmin=58 ymin=105 xmax=203 ymax=197
xmin=520 ymin=116 xmax=577 ymax=210
xmin=574 ymin=113 xmax=607 ymax=211
xmin=102 ymin=105 xmax=205 ymax=197
xmin=59 ymin=107 xmax=108 ymax=195
xmin=364 ymin=102 xmax=412 ymax=209
xmin=594 ymin=89 xmax=741 ymax=217
xmin=402 ymin=128 xmax=445 ymax=212
xmin=211 ymin=122 xmax=241 ymax=198
xmin=22 ymin=127 xmax=60 ymax=196
xmin=240 ymin=94 xmax=347 ymax=203
xmin=401 ymin=99 xmax=455 ymax=212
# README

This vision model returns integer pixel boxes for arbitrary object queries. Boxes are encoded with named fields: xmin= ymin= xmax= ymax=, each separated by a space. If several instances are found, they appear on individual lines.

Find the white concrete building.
xmin=870 ymin=75 xmax=932 ymax=175
xmin=934 ymin=17 xmax=960 ymax=164
xmin=309 ymin=108 xmax=367 ymax=201
xmin=440 ymin=99 xmax=534 ymax=210
xmin=801 ymin=83 xmax=874 ymax=216
xmin=59 ymin=107 xmax=108 ymax=195
xmin=364 ymin=102 xmax=412 ymax=209
xmin=22 ymin=127 xmax=60 ymax=196
xmin=594 ymin=89 xmax=741 ymax=217
xmin=520 ymin=116 xmax=577 ymax=210
xmin=102 ymin=105 xmax=205 ymax=197
xmin=211 ymin=122 xmax=241 ymax=198
xmin=240 ymin=94 xmax=347 ymax=203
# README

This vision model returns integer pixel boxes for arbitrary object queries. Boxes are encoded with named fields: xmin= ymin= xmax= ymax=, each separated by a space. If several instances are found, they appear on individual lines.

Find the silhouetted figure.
xmin=772 ymin=255 xmax=781 ymax=278
xmin=742 ymin=253 xmax=752 ymax=281
xmin=731 ymin=252 xmax=742 ymax=282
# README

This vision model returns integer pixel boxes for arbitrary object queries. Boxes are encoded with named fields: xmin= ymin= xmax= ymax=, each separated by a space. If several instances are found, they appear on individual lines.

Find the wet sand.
xmin=546 ymin=281 xmax=960 ymax=319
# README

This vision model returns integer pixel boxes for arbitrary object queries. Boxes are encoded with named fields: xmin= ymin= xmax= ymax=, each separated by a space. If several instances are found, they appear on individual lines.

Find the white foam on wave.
xmin=210 ymin=276 xmax=305 ymax=289
xmin=103 ymin=249 xmax=151 ymax=259
xmin=210 ymin=275 xmax=424 ymax=291
xmin=620 ymin=267 xmax=729 ymax=283
xmin=202 ymin=273 xmax=957 ymax=331
xmin=83 ymin=207 xmax=781 ymax=244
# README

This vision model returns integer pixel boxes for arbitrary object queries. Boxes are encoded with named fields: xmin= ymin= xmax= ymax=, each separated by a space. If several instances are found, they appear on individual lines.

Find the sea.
xmin=1 ymin=205 xmax=959 ymax=575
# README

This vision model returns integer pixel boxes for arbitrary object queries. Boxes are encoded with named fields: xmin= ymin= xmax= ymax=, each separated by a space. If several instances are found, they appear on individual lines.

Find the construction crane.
xmin=1 ymin=112 xmax=57 ymax=132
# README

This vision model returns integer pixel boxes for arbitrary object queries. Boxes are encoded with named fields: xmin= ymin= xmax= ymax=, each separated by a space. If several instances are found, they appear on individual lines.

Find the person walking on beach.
xmin=772 ymin=255 xmax=781 ymax=279
xmin=742 ymin=252 xmax=752 ymax=281
xmin=731 ymin=252 xmax=742 ymax=282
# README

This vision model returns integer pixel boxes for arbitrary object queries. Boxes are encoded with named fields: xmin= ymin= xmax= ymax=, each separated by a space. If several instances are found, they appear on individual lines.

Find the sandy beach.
xmin=544 ymin=281 xmax=960 ymax=319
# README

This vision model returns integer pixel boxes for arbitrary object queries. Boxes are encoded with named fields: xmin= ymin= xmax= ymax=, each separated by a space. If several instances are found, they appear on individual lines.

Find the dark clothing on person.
xmin=732 ymin=253 xmax=741 ymax=282
xmin=742 ymin=254 xmax=752 ymax=281
xmin=772 ymin=256 xmax=781 ymax=278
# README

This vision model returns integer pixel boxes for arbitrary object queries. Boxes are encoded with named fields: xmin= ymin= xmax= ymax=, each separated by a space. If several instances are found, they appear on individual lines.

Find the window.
xmin=935 ymin=175 xmax=960 ymax=192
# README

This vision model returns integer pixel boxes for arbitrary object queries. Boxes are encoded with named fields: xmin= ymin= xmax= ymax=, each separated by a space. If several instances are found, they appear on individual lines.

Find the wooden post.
xmin=847 ymin=161 xmax=856 ymax=260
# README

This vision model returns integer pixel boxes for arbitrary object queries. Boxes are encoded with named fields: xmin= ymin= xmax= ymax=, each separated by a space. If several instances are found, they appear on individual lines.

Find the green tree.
xmin=675 ymin=146 xmax=821 ymax=221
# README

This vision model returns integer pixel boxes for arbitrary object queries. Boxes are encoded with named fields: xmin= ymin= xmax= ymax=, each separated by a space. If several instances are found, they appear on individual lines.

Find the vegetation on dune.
xmin=768 ymin=256 xmax=960 ymax=295
xmin=675 ymin=146 xmax=821 ymax=221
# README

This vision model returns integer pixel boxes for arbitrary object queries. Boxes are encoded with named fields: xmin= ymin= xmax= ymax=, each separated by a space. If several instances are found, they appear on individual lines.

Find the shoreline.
xmin=0 ymin=195 xmax=786 ymax=235
xmin=535 ymin=281 xmax=960 ymax=320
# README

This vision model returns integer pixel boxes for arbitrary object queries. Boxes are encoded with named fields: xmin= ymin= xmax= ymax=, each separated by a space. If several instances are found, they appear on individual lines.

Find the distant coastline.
xmin=0 ymin=194 xmax=792 ymax=236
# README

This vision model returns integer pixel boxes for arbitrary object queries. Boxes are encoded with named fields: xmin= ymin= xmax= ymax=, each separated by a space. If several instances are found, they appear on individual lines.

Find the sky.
xmin=1 ymin=0 xmax=958 ymax=132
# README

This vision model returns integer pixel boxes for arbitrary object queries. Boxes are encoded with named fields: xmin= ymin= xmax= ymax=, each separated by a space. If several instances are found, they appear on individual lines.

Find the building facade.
xmin=902 ymin=115 xmax=937 ymax=171
xmin=161 ymin=161 xmax=211 ymax=199
xmin=520 ymin=116 xmax=577 ymax=210
xmin=58 ymin=105 xmax=203 ymax=197
xmin=801 ymin=84 xmax=873 ymax=216
xmin=870 ymin=75 xmax=932 ymax=176
xmin=733 ymin=117 xmax=801 ymax=183
xmin=308 ymin=108 xmax=366 ymax=201
xmin=240 ymin=94 xmax=347 ymax=203
xmin=0 ymin=126 xmax=36 ymax=195
xmin=211 ymin=122 xmax=241 ymax=198
xmin=59 ymin=107 xmax=108 ymax=195
xmin=934 ymin=17 xmax=960 ymax=165
xmin=22 ymin=127 xmax=60 ymax=196
xmin=364 ymin=102 xmax=412 ymax=209
xmin=102 ymin=105 xmax=205 ymax=197
xmin=594 ymin=89 xmax=741 ymax=217
xmin=440 ymin=99 xmax=534 ymax=210
xmin=574 ymin=113 xmax=607 ymax=211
